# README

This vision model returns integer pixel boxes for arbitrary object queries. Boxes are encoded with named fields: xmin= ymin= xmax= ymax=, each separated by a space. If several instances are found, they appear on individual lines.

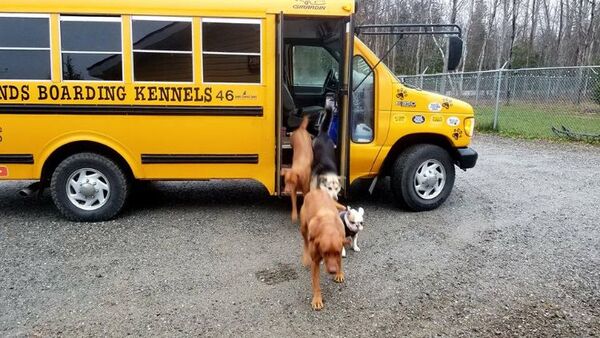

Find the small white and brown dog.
xmin=311 ymin=174 xmax=341 ymax=200
xmin=339 ymin=206 xmax=365 ymax=258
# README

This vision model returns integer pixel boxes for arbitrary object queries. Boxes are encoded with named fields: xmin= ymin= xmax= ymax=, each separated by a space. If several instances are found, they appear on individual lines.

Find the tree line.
xmin=355 ymin=0 xmax=598 ymax=75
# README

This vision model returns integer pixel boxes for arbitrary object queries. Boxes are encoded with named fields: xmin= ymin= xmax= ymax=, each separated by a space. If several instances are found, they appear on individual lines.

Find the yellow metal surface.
xmin=49 ymin=14 xmax=61 ymax=83
xmin=2 ymin=0 xmax=355 ymax=17
xmin=1 ymin=114 xmax=273 ymax=179
xmin=348 ymin=39 xmax=393 ymax=183
xmin=349 ymin=38 xmax=475 ymax=184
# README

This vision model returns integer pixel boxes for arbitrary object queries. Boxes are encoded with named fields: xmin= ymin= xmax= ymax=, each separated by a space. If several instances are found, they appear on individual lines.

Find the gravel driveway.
xmin=1 ymin=135 xmax=599 ymax=337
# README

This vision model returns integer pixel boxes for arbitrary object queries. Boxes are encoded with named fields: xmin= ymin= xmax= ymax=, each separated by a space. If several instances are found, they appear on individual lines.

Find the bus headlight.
xmin=464 ymin=117 xmax=475 ymax=137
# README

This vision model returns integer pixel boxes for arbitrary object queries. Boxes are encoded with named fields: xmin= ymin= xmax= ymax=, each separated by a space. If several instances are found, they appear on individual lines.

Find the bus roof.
xmin=2 ymin=0 xmax=355 ymax=17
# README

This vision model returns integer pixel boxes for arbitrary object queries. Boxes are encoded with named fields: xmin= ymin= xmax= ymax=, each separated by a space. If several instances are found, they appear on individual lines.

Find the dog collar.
xmin=342 ymin=211 xmax=359 ymax=233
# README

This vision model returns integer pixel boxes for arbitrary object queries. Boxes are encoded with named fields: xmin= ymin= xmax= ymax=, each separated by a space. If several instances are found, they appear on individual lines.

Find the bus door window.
xmin=292 ymin=45 xmax=340 ymax=140
xmin=293 ymin=46 xmax=338 ymax=89
xmin=351 ymin=56 xmax=374 ymax=143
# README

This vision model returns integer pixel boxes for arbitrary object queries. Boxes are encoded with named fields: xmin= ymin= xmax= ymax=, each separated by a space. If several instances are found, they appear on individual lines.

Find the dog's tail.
xmin=299 ymin=116 xmax=309 ymax=131
xmin=319 ymin=106 xmax=333 ymax=135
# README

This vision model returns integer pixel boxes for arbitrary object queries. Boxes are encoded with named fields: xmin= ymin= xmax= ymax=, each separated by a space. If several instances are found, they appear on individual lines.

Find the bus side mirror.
xmin=447 ymin=36 xmax=463 ymax=71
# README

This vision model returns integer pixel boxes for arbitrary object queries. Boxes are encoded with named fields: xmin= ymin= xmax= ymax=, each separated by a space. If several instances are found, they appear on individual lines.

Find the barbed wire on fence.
xmin=399 ymin=66 xmax=600 ymax=142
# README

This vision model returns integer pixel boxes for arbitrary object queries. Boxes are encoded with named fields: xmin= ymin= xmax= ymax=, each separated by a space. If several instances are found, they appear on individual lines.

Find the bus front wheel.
xmin=50 ymin=153 xmax=130 ymax=222
xmin=391 ymin=144 xmax=455 ymax=211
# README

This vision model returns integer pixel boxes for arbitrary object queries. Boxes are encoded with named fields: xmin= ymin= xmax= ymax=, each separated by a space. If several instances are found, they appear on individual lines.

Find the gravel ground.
xmin=1 ymin=135 xmax=599 ymax=337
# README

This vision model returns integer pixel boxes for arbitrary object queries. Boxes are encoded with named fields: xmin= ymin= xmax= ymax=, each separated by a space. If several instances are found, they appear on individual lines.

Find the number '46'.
xmin=216 ymin=90 xmax=234 ymax=101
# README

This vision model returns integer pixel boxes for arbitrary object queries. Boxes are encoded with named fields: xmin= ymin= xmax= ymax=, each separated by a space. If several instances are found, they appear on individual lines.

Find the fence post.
xmin=546 ymin=75 xmax=552 ymax=101
xmin=583 ymin=68 xmax=590 ymax=102
xmin=493 ymin=62 xmax=508 ymax=130
xmin=508 ymin=72 xmax=517 ymax=105
xmin=576 ymin=67 xmax=584 ymax=105
xmin=420 ymin=67 xmax=428 ymax=88
xmin=475 ymin=71 xmax=481 ymax=105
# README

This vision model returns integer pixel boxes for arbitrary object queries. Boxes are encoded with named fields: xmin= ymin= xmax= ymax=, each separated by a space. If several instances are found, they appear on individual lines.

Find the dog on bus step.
xmin=311 ymin=106 xmax=341 ymax=200
xmin=339 ymin=206 xmax=365 ymax=258
xmin=281 ymin=116 xmax=313 ymax=223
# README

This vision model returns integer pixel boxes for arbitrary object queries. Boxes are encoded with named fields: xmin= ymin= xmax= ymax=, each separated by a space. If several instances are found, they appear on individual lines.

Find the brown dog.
xmin=282 ymin=117 xmax=313 ymax=222
xmin=299 ymin=188 xmax=347 ymax=311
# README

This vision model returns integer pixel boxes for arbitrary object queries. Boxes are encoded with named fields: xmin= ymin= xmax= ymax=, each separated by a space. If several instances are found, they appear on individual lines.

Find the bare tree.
xmin=478 ymin=0 xmax=500 ymax=71
xmin=508 ymin=0 xmax=520 ymax=68
xmin=353 ymin=0 xmax=600 ymax=75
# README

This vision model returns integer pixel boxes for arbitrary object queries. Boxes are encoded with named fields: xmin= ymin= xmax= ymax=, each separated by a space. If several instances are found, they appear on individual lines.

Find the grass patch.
xmin=473 ymin=103 xmax=600 ymax=143
xmin=475 ymin=119 xmax=496 ymax=133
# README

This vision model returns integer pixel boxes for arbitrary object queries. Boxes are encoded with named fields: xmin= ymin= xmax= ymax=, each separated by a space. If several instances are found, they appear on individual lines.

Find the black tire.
xmin=390 ymin=144 xmax=455 ymax=211
xmin=50 ymin=153 xmax=130 ymax=222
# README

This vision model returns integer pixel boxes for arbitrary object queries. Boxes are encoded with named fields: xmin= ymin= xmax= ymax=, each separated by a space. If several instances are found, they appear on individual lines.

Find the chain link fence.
xmin=399 ymin=66 xmax=600 ymax=142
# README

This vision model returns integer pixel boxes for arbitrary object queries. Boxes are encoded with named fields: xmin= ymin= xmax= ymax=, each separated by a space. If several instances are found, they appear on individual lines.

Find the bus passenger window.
xmin=202 ymin=19 xmax=261 ymax=84
xmin=351 ymin=56 xmax=374 ymax=143
xmin=132 ymin=18 xmax=193 ymax=82
xmin=60 ymin=16 xmax=122 ymax=81
xmin=0 ymin=15 xmax=51 ymax=80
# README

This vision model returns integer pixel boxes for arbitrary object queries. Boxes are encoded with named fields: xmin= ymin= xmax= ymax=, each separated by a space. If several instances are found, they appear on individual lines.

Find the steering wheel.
xmin=323 ymin=69 xmax=338 ymax=93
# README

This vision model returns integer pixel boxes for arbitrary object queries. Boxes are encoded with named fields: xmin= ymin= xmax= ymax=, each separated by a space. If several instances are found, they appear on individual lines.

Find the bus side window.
xmin=132 ymin=18 xmax=193 ymax=82
xmin=60 ymin=16 xmax=123 ymax=81
xmin=0 ymin=15 xmax=51 ymax=80
xmin=351 ymin=56 xmax=374 ymax=143
xmin=202 ymin=19 xmax=261 ymax=84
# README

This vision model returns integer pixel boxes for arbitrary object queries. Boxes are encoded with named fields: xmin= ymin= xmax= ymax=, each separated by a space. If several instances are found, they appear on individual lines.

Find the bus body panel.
xmin=0 ymin=113 xmax=277 ymax=193
xmin=0 ymin=12 xmax=278 ymax=195
xmin=2 ymin=0 xmax=355 ymax=17
xmin=349 ymin=38 xmax=475 ymax=184
xmin=348 ymin=39 xmax=394 ymax=183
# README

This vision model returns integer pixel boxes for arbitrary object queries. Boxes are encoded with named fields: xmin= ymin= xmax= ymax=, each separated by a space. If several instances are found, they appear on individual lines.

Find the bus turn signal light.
xmin=464 ymin=117 xmax=475 ymax=137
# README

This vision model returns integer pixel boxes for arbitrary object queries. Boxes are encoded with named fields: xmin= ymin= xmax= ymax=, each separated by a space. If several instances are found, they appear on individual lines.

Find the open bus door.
xmin=276 ymin=15 xmax=352 ymax=197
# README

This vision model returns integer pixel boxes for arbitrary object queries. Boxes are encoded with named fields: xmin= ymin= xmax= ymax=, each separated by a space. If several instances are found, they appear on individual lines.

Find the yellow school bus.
xmin=0 ymin=0 xmax=477 ymax=221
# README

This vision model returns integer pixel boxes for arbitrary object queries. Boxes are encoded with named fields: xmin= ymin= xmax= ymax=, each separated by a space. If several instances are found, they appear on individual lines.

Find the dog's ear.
xmin=313 ymin=238 xmax=321 ymax=253
xmin=358 ymin=207 xmax=364 ymax=216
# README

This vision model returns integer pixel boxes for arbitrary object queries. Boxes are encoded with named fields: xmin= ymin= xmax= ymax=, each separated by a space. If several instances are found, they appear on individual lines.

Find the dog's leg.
xmin=352 ymin=234 xmax=360 ymax=252
xmin=333 ymin=256 xmax=344 ymax=283
xmin=301 ymin=237 xmax=310 ymax=267
xmin=342 ymin=246 xmax=347 ymax=258
xmin=290 ymin=184 xmax=298 ymax=223
xmin=311 ymin=260 xmax=323 ymax=310
xmin=300 ymin=217 xmax=310 ymax=267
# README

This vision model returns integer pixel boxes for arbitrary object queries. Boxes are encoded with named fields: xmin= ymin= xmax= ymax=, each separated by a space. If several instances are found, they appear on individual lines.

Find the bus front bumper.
xmin=455 ymin=147 xmax=478 ymax=170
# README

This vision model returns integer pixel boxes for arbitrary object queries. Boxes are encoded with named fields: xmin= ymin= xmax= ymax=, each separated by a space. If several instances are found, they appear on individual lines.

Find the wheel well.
xmin=380 ymin=133 xmax=455 ymax=176
xmin=41 ymin=141 xmax=134 ymax=186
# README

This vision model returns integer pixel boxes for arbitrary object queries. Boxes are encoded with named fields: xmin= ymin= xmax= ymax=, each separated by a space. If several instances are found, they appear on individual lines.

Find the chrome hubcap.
xmin=414 ymin=159 xmax=446 ymax=200
xmin=66 ymin=168 xmax=110 ymax=211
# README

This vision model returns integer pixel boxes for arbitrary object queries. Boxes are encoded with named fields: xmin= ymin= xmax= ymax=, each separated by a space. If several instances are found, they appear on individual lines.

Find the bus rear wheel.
xmin=391 ymin=144 xmax=455 ymax=211
xmin=50 ymin=153 xmax=130 ymax=222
